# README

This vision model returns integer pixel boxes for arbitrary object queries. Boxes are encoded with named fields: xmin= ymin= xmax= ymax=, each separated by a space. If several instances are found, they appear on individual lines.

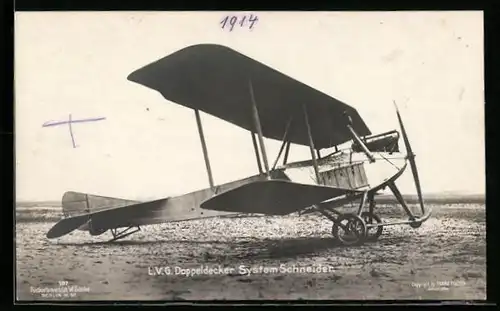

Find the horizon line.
xmin=15 ymin=192 xmax=486 ymax=204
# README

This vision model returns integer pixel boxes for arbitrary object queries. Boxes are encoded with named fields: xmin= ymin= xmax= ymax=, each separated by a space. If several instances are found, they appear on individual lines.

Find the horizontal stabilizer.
xmin=47 ymin=198 xmax=169 ymax=239
xmin=46 ymin=214 xmax=91 ymax=239
xmin=200 ymin=180 xmax=360 ymax=215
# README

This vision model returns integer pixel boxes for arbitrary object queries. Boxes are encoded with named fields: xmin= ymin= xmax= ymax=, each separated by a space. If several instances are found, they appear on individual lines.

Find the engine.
xmin=352 ymin=130 xmax=400 ymax=153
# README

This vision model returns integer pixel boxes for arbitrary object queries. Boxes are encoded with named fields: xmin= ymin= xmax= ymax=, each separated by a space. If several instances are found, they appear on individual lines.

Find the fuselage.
xmin=127 ymin=129 xmax=408 ymax=224
xmin=279 ymin=148 xmax=407 ymax=193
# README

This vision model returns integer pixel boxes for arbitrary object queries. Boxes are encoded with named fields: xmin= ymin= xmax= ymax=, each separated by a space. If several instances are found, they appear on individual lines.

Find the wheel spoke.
xmin=361 ymin=212 xmax=383 ymax=242
xmin=332 ymin=214 xmax=367 ymax=246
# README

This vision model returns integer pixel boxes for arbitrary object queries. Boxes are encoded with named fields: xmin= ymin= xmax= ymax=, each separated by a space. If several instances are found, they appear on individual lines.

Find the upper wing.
xmin=200 ymin=179 xmax=362 ymax=215
xmin=127 ymin=44 xmax=371 ymax=149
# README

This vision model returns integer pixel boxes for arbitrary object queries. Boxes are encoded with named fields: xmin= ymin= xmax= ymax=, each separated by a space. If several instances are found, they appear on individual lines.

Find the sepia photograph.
xmin=15 ymin=11 xmax=485 ymax=301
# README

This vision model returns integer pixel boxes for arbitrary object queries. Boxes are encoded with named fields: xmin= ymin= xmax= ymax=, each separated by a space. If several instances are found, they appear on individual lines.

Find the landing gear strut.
xmin=361 ymin=194 xmax=383 ymax=242
xmin=314 ymin=191 xmax=383 ymax=246
xmin=361 ymin=212 xmax=383 ymax=242
xmin=109 ymin=226 xmax=141 ymax=242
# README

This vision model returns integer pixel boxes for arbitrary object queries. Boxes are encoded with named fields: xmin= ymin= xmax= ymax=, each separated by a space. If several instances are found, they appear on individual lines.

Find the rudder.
xmin=62 ymin=191 xmax=139 ymax=216
xmin=61 ymin=191 xmax=140 ymax=232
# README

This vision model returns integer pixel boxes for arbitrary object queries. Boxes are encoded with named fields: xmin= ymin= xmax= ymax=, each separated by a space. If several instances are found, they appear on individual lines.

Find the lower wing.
xmin=200 ymin=180 xmax=361 ymax=215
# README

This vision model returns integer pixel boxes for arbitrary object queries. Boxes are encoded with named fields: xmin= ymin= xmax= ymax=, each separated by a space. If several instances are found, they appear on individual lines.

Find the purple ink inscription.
xmin=42 ymin=114 xmax=106 ymax=148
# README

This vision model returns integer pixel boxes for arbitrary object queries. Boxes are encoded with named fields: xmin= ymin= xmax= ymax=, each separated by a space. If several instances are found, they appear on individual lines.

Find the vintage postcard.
xmin=15 ymin=11 xmax=485 ymax=301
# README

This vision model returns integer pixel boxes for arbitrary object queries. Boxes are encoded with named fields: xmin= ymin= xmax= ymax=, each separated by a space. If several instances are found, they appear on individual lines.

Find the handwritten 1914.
xmin=220 ymin=14 xmax=258 ymax=31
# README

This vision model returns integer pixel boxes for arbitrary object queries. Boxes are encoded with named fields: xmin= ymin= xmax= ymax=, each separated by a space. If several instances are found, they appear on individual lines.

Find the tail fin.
xmin=62 ymin=191 xmax=139 ymax=217
xmin=61 ymin=191 xmax=140 ymax=232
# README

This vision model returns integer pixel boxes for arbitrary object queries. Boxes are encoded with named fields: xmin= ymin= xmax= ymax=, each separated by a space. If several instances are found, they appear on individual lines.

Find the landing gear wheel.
xmin=332 ymin=214 xmax=367 ymax=246
xmin=361 ymin=212 xmax=383 ymax=242
xmin=409 ymin=219 xmax=422 ymax=228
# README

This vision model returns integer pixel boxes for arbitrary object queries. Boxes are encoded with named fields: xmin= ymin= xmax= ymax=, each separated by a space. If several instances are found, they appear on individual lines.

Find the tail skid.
xmin=109 ymin=226 xmax=141 ymax=242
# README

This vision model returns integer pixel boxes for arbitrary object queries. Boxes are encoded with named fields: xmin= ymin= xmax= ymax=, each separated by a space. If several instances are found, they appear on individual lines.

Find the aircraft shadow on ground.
xmin=55 ymin=236 xmax=372 ymax=260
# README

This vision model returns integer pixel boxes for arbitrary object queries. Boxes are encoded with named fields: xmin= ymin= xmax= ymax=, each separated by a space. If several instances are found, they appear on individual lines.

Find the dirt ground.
xmin=15 ymin=203 xmax=486 ymax=301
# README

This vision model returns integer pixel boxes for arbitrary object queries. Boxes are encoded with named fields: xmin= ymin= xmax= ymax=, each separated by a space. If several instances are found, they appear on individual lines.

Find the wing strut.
xmin=249 ymin=80 xmax=270 ymax=177
xmin=303 ymin=104 xmax=321 ymax=184
xmin=194 ymin=109 xmax=215 ymax=188
xmin=282 ymin=141 xmax=291 ymax=165
xmin=345 ymin=112 xmax=375 ymax=163
xmin=272 ymin=117 xmax=293 ymax=170
xmin=251 ymin=131 xmax=263 ymax=174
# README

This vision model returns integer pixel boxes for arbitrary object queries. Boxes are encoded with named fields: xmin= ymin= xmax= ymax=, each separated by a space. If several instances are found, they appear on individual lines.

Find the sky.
xmin=15 ymin=11 xmax=484 ymax=201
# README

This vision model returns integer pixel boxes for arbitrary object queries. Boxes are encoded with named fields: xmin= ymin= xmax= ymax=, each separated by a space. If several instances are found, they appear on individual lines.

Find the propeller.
xmin=393 ymin=101 xmax=425 ymax=215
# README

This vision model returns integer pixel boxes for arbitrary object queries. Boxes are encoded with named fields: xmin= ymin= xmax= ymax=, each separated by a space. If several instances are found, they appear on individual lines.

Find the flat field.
xmin=15 ymin=203 xmax=486 ymax=300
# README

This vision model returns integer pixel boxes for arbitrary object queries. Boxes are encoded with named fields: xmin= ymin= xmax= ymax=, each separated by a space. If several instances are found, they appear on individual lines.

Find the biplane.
xmin=46 ymin=44 xmax=432 ymax=246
